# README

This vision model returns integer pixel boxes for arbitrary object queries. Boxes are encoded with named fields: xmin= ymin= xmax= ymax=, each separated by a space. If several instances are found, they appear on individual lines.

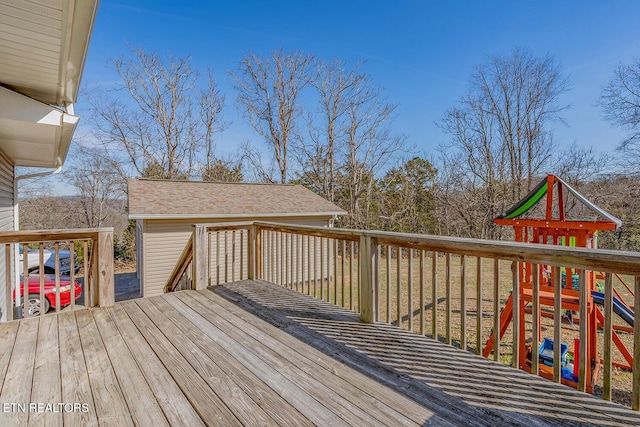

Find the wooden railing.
xmin=1 ymin=228 xmax=114 ymax=322
xmin=167 ymin=221 xmax=640 ymax=410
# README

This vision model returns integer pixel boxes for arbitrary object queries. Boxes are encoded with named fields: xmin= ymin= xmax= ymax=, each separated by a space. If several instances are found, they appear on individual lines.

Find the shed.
xmin=128 ymin=179 xmax=346 ymax=297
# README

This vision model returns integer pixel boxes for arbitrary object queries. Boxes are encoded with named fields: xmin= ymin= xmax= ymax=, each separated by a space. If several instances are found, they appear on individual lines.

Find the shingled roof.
xmin=128 ymin=179 xmax=346 ymax=219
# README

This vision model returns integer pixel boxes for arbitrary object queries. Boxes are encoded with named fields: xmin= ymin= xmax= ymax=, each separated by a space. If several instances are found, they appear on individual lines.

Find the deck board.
xmin=74 ymin=309 xmax=133 ymax=426
xmin=57 ymin=311 xmax=98 ymax=427
xmin=146 ymin=296 xmax=314 ymax=427
xmin=176 ymin=290 xmax=439 ymax=426
xmin=136 ymin=296 xmax=278 ymax=426
xmin=106 ymin=304 xmax=205 ymax=426
xmin=91 ymin=308 xmax=168 ymax=426
xmin=119 ymin=300 xmax=242 ymax=425
xmin=0 ymin=318 xmax=38 ymax=427
xmin=190 ymin=289 xmax=443 ymax=425
xmin=29 ymin=314 xmax=61 ymax=427
xmin=1 ymin=279 xmax=639 ymax=426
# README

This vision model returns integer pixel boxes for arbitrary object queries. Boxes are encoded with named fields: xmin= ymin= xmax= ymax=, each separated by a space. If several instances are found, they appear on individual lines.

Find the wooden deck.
xmin=1 ymin=280 xmax=639 ymax=426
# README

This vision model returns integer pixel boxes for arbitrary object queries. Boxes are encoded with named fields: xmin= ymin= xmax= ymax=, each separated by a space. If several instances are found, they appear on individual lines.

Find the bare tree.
xmin=437 ymin=48 xmax=569 ymax=238
xmin=297 ymin=59 xmax=366 ymax=203
xmin=232 ymin=49 xmax=314 ymax=183
xmin=64 ymin=145 xmax=123 ymax=228
xmin=90 ymin=47 xmax=226 ymax=182
xmin=599 ymin=57 xmax=640 ymax=167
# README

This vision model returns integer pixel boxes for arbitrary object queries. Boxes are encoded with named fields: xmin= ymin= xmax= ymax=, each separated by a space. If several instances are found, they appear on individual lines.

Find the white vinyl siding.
xmin=141 ymin=216 xmax=332 ymax=298
xmin=0 ymin=149 xmax=14 ymax=322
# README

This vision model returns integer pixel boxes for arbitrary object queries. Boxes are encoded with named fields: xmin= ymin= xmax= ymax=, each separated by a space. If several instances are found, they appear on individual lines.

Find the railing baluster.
xmin=461 ymin=255 xmax=466 ymax=351
xmin=445 ymin=253 xmax=452 ymax=345
xmin=22 ymin=243 xmax=28 ymax=318
xmin=280 ymin=232 xmax=284 ymax=287
xmin=432 ymin=251 xmax=438 ymax=340
xmin=531 ymin=263 xmax=540 ymax=375
xmin=420 ymin=250 xmax=425 ymax=336
xmin=39 ymin=243 xmax=45 ymax=316
xmin=302 ymin=235 xmax=307 ymax=294
xmin=320 ymin=237 xmax=325 ymax=300
xmin=264 ymin=231 xmax=269 ymax=283
xmin=603 ymin=272 xmax=613 ymax=401
xmin=511 ymin=261 xmax=520 ymax=368
xmin=333 ymin=238 xmax=338 ymax=305
xmin=83 ymin=241 xmax=89 ymax=308
xmin=350 ymin=241 xmax=354 ymax=310
xmin=386 ymin=246 xmax=391 ymax=323
xmin=313 ymin=236 xmax=318 ymax=297
xmin=633 ymin=276 xmax=640 ymax=411
xmin=224 ymin=231 xmax=229 ymax=284
xmin=493 ymin=258 xmax=500 ymax=362
xmin=553 ymin=266 xmax=562 ymax=383
xmin=342 ymin=240 xmax=346 ymax=307
xmin=216 ymin=232 xmax=221 ymax=285
xmin=476 ymin=257 xmax=482 ymax=355
xmin=207 ymin=232 xmax=212 ymax=286
xmin=55 ymin=242 xmax=60 ymax=314
xmin=288 ymin=233 xmax=291 ymax=288
xmin=232 ymin=230 xmax=236 ymax=283
xmin=240 ymin=230 xmax=244 ymax=281
xmin=298 ymin=234 xmax=302 ymax=291
xmin=397 ymin=247 xmax=402 ymax=328
xmin=282 ymin=232 xmax=286 ymax=287
xmin=578 ymin=269 xmax=588 ymax=392
xmin=307 ymin=235 xmax=311 ymax=295
xmin=408 ymin=248 xmax=413 ymax=332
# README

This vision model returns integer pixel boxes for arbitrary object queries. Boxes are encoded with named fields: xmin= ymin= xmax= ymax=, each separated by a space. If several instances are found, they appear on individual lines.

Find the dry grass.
xmin=279 ymin=249 xmax=636 ymax=408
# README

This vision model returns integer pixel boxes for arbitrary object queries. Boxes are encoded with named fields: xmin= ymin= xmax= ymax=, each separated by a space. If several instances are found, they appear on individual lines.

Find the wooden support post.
xmin=97 ymin=230 xmax=115 ymax=307
xmin=359 ymin=235 xmax=378 ymax=323
xmin=192 ymin=225 xmax=209 ymax=290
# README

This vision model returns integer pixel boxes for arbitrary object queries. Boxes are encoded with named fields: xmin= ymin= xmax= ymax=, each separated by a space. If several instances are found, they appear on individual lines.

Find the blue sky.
xmin=77 ymin=0 xmax=640 ymax=164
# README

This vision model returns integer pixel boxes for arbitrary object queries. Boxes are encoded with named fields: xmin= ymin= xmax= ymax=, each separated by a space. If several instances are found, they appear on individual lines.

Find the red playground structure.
xmin=482 ymin=174 xmax=635 ymax=392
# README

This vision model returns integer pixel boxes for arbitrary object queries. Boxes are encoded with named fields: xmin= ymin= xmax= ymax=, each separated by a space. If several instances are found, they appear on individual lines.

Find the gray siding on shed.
xmin=141 ymin=216 xmax=333 ymax=298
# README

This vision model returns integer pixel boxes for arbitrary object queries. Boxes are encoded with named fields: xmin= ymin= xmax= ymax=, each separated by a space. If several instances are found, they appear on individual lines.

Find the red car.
xmin=14 ymin=275 xmax=82 ymax=316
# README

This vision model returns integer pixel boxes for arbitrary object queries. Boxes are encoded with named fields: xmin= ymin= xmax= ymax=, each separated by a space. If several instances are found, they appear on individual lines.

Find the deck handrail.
xmin=253 ymin=221 xmax=640 ymax=275
xmin=0 ymin=228 xmax=114 ymax=322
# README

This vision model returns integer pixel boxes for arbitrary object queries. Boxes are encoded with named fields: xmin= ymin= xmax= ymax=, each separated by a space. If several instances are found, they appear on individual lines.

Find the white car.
xmin=18 ymin=246 xmax=77 ymax=275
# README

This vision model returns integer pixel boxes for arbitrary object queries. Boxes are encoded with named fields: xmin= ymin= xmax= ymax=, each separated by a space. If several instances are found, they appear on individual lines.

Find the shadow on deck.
xmin=1 ymin=279 xmax=639 ymax=426
xmin=215 ymin=280 xmax=640 ymax=427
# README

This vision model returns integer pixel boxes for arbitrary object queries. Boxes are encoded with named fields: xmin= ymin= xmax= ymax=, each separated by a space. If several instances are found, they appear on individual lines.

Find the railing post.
xmin=97 ymin=230 xmax=114 ymax=307
xmin=359 ymin=235 xmax=378 ymax=323
xmin=192 ymin=225 xmax=209 ymax=290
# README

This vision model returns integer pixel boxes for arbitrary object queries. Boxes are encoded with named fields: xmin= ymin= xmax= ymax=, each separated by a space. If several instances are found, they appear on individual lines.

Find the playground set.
xmin=482 ymin=174 xmax=635 ymax=392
